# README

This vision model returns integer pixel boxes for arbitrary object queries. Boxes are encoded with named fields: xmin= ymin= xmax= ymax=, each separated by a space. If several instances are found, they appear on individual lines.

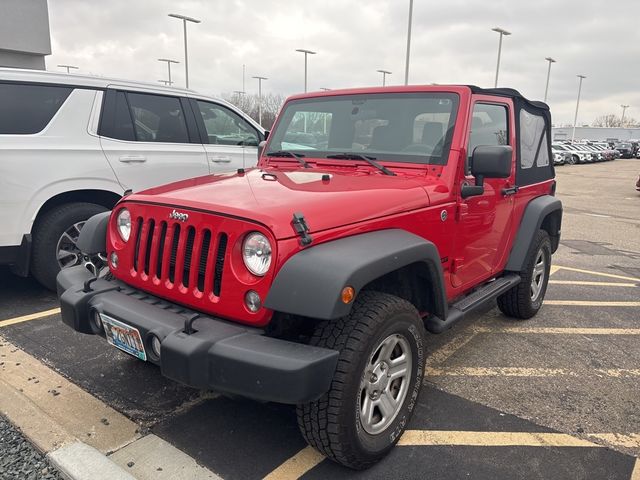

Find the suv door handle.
xmin=502 ymin=186 xmax=519 ymax=196
xmin=119 ymin=155 xmax=147 ymax=163
xmin=209 ymin=156 xmax=232 ymax=163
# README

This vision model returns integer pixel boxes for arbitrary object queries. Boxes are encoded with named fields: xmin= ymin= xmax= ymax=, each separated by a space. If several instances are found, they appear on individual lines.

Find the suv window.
xmin=467 ymin=103 xmax=508 ymax=173
xmin=520 ymin=109 xmax=549 ymax=169
xmin=0 ymin=83 xmax=72 ymax=134
xmin=127 ymin=93 xmax=189 ymax=143
xmin=195 ymin=101 xmax=259 ymax=146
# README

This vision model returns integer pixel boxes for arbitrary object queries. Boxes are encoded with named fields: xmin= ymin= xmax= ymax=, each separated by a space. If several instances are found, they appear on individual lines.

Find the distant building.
xmin=552 ymin=126 xmax=640 ymax=143
xmin=0 ymin=0 xmax=51 ymax=70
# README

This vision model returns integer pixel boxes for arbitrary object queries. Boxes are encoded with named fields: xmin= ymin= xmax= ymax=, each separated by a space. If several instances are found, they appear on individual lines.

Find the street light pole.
xmin=491 ymin=27 xmax=511 ymax=88
xmin=621 ymin=104 xmax=630 ymax=126
xmin=252 ymin=76 xmax=267 ymax=126
xmin=377 ymin=69 xmax=392 ymax=86
xmin=295 ymin=49 xmax=316 ymax=92
xmin=543 ymin=57 xmax=556 ymax=103
xmin=168 ymin=13 xmax=201 ymax=88
xmin=58 ymin=64 xmax=78 ymax=74
xmin=404 ymin=0 xmax=414 ymax=85
xmin=158 ymin=58 xmax=179 ymax=86
xmin=571 ymin=74 xmax=586 ymax=143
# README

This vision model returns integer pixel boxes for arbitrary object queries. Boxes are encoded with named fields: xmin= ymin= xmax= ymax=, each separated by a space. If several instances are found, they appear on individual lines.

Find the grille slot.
xmin=155 ymin=222 xmax=167 ymax=279
xmin=168 ymin=224 xmax=181 ymax=283
xmin=213 ymin=233 xmax=228 ymax=297
xmin=132 ymin=217 xmax=143 ymax=271
xmin=197 ymin=230 xmax=212 ymax=292
xmin=182 ymin=227 xmax=196 ymax=288
xmin=143 ymin=220 xmax=155 ymax=275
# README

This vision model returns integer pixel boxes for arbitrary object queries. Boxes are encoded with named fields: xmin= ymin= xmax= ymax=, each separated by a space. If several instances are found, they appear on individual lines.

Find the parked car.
xmin=615 ymin=142 xmax=634 ymax=158
xmin=553 ymin=143 xmax=584 ymax=164
xmin=58 ymin=85 xmax=561 ymax=470
xmin=0 ymin=68 xmax=265 ymax=289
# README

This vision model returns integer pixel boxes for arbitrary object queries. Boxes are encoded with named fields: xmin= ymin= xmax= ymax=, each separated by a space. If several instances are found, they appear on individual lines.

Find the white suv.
xmin=0 ymin=68 xmax=265 ymax=289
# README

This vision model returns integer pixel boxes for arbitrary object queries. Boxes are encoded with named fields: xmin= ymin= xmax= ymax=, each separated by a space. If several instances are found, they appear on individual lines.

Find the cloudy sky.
xmin=46 ymin=0 xmax=639 ymax=125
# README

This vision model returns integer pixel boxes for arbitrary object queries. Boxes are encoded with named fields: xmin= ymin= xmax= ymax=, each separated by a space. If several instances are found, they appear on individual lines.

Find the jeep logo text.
xmin=169 ymin=209 xmax=189 ymax=222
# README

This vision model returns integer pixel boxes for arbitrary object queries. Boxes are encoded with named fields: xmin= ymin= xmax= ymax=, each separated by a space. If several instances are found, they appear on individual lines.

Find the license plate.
xmin=100 ymin=314 xmax=147 ymax=361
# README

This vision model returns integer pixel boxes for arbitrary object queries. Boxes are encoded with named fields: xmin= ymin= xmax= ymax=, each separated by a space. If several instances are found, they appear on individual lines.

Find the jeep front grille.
xmin=131 ymin=218 xmax=228 ymax=297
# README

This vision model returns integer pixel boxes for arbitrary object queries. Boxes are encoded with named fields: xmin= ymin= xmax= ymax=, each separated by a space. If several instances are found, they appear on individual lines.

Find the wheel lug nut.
xmin=370 ymin=374 xmax=377 ymax=383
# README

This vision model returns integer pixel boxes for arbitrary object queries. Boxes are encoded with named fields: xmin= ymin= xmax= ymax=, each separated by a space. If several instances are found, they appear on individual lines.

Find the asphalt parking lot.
xmin=1 ymin=159 xmax=639 ymax=479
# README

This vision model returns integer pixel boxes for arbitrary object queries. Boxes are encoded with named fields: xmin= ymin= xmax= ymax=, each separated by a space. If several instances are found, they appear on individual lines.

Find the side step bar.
xmin=426 ymin=274 xmax=521 ymax=334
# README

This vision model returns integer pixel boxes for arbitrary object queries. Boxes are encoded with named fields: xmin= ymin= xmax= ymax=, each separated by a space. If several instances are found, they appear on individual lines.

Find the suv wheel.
xmin=297 ymin=291 xmax=425 ymax=470
xmin=31 ymin=203 xmax=107 ymax=290
xmin=497 ymin=229 xmax=551 ymax=319
xmin=566 ymin=155 xmax=576 ymax=165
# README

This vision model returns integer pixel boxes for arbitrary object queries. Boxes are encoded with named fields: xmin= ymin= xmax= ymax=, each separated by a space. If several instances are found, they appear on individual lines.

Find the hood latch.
xmin=292 ymin=212 xmax=313 ymax=247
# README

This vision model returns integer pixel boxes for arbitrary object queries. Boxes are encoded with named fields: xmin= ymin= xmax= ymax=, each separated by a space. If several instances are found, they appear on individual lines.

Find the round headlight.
xmin=242 ymin=232 xmax=272 ymax=276
xmin=116 ymin=208 xmax=131 ymax=242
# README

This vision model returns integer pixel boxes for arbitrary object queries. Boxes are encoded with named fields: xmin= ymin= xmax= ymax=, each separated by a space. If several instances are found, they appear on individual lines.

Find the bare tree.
xmin=592 ymin=114 xmax=639 ymax=128
xmin=223 ymin=92 xmax=286 ymax=129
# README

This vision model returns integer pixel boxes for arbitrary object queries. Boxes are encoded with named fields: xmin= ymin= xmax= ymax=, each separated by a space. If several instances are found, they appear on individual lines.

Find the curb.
xmin=48 ymin=442 xmax=136 ymax=480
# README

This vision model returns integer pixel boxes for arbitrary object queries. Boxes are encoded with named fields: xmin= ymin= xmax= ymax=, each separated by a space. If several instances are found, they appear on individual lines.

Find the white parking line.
xmin=426 ymin=367 xmax=640 ymax=378
xmin=473 ymin=326 xmax=640 ymax=335
xmin=549 ymin=280 xmax=637 ymax=287
xmin=544 ymin=300 xmax=640 ymax=307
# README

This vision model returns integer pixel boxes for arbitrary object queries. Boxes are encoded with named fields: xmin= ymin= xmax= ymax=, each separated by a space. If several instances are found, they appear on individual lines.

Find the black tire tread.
xmin=31 ymin=202 xmax=106 ymax=290
xmin=497 ymin=229 xmax=551 ymax=319
xmin=296 ymin=291 xmax=422 ymax=470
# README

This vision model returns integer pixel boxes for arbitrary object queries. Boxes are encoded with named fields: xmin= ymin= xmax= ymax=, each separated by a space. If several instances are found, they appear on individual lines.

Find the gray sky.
xmin=47 ymin=0 xmax=640 ymax=125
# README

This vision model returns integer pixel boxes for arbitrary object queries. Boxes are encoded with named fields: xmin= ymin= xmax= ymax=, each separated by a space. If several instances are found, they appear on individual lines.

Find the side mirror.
xmin=258 ymin=140 xmax=267 ymax=158
xmin=461 ymin=145 xmax=513 ymax=199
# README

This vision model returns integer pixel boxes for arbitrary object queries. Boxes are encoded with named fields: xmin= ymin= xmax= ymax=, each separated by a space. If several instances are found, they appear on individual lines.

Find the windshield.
xmin=267 ymin=93 xmax=460 ymax=165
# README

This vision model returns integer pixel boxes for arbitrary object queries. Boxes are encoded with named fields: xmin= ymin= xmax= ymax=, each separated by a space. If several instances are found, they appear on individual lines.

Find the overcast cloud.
xmin=46 ymin=0 xmax=639 ymax=125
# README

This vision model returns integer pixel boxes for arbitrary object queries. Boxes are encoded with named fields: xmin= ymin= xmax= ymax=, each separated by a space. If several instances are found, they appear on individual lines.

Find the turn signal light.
xmin=341 ymin=286 xmax=355 ymax=304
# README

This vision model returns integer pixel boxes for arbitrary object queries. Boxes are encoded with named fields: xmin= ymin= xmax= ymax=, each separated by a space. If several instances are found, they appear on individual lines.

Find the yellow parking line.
xmin=426 ymin=367 xmax=574 ymax=377
xmin=554 ymin=266 xmax=640 ymax=282
xmin=631 ymin=458 xmax=640 ymax=480
xmin=549 ymin=280 xmax=637 ymax=287
xmin=589 ymin=433 xmax=640 ymax=449
xmin=427 ymin=367 xmax=640 ymax=378
xmin=544 ymin=300 xmax=640 ymax=307
xmin=397 ymin=430 xmax=598 ymax=448
xmin=426 ymin=329 xmax=479 ymax=367
xmin=474 ymin=326 xmax=640 ymax=335
xmin=0 ymin=307 xmax=61 ymax=327
xmin=263 ymin=446 xmax=325 ymax=480
xmin=549 ymin=265 xmax=561 ymax=276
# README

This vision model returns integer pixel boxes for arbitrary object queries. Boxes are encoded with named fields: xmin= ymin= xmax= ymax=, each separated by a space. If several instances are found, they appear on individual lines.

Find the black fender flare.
xmin=505 ymin=195 xmax=562 ymax=272
xmin=77 ymin=211 xmax=111 ymax=255
xmin=264 ymin=229 xmax=447 ymax=320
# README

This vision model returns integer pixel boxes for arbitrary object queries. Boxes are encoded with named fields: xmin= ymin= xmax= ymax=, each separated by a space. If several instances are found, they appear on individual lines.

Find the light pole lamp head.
xmin=252 ymin=76 xmax=268 ymax=81
xmin=491 ymin=27 xmax=511 ymax=36
xmin=577 ymin=74 xmax=587 ymax=79
xmin=545 ymin=57 xmax=556 ymax=63
xmin=168 ymin=13 xmax=201 ymax=23
xmin=377 ymin=69 xmax=392 ymax=75
xmin=295 ymin=49 xmax=317 ymax=55
xmin=158 ymin=58 xmax=180 ymax=64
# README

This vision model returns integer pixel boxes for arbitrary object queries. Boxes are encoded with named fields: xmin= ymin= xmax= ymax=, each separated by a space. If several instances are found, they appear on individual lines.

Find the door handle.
xmin=119 ymin=155 xmax=147 ymax=163
xmin=502 ymin=185 xmax=519 ymax=196
xmin=209 ymin=156 xmax=232 ymax=163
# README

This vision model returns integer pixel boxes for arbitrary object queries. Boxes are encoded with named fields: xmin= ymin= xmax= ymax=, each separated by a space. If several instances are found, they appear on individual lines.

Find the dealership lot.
xmin=1 ymin=159 xmax=639 ymax=479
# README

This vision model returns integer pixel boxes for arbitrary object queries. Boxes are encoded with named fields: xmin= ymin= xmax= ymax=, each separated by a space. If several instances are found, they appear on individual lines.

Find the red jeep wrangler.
xmin=58 ymin=85 xmax=562 ymax=469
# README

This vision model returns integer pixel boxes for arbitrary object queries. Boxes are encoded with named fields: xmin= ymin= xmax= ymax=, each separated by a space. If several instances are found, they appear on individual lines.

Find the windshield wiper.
xmin=325 ymin=153 xmax=395 ymax=176
xmin=265 ymin=150 xmax=310 ymax=168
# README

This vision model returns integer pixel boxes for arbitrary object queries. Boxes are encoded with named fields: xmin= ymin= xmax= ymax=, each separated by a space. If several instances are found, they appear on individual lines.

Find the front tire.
xmin=297 ymin=292 xmax=425 ymax=470
xmin=497 ymin=229 xmax=551 ymax=319
xmin=31 ymin=202 xmax=107 ymax=290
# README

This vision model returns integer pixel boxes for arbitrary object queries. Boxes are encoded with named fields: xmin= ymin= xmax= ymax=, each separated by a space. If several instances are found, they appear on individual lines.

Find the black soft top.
xmin=466 ymin=85 xmax=549 ymax=111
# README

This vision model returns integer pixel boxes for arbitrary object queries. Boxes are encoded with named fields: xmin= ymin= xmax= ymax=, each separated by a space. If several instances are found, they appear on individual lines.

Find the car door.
xmin=451 ymin=99 xmax=516 ymax=290
xmin=190 ymin=99 xmax=261 ymax=172
xmin=99 ymin=89 xmax=208 ymax=192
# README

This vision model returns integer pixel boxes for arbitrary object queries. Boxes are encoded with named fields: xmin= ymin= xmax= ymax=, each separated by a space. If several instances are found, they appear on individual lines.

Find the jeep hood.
xmin=129 ymin=168 xmax=433 ymax=239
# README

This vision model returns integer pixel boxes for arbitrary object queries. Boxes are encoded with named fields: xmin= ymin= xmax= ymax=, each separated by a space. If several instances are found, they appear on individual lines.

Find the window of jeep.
xmin=467 ymin=103 xmax=509 ymax=174
xmin=266 ymin=93 xmax=459 ymax=164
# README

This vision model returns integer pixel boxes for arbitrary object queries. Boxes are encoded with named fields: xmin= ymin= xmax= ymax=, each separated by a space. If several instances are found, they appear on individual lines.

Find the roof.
xmin=286 ymin=84 xmax=548 ymax=110
xmin=0 ymin=67 xmax=193 ymax=95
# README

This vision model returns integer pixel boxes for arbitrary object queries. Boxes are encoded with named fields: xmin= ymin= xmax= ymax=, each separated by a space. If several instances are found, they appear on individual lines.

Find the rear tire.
xmin=31 ymin=202 xmax=107 ymax=290
xmin=497 ymin=229 xmax=551 ymax=319
xmin=297 ymin=291 xmax=425 ymax=470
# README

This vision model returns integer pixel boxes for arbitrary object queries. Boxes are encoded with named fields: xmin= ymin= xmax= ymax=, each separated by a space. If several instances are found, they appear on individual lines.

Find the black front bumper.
xmin=57 ymin=266 xmax=338 ymax=404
